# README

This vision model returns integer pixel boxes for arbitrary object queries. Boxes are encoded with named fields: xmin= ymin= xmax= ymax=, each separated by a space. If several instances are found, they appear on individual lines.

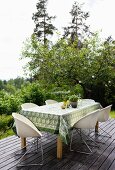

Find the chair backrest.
xmin=21 ymin=103 xmax=39 ymax=109
xmin=45 ymin=99 xmax=58 ymax=105
xmin=98 ymin=105 xmax=112 ymax=122
xmin=12 ymin=113 xmax=42 ymax=138
xmin=82 ymin=99 xmax=95 ymax=102
xmin=74 ymin=109 xmax=100 ymax=129
xmin=82 ymin=99 xmax=95 ymax=104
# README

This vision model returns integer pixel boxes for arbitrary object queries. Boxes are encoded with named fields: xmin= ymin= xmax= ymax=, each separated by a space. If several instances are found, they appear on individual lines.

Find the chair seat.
xmin=70 ymin=109 xmax=100 ymax=154
xmin=12 ymin=112 xmax=43 ymax=166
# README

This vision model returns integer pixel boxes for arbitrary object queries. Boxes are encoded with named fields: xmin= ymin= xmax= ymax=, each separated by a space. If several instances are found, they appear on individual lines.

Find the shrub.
xmin=0 ymin=92 xmax=21 ymax=115
xmin=0 ymin=114 xmax=14 ymax=131
xmin=70 ymin=84 xmax=84 ymax=98
xmin=0 ymin=114 xmax=14 ymax=139
xmin=21 ymin=82 xmax=44 ymax=106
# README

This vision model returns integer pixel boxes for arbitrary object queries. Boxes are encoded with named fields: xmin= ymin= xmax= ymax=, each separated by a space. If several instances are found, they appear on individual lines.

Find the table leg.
xmin=95 ymin=121 xmax=99 ymax=133
xmin=21 ymin=137 xmax=26 ymax=149
xmin=57 ymin=135 xmax=63 ymax=159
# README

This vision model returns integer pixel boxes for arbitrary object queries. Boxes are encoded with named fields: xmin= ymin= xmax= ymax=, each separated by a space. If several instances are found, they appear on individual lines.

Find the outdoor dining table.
xmin=20 ymin=99 xmax=101 ymax=159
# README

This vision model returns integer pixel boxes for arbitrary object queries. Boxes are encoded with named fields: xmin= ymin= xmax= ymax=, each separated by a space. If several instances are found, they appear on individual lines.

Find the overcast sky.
xmin=0 ymin=0 xmax=115 ymax=80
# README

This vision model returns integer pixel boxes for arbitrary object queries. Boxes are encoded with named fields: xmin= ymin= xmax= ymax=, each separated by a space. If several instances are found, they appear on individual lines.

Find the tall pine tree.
xmin=63 ymin=2 xmax=92 ymax=44
xmin=32 ymin=0 xmax=56 ymax=45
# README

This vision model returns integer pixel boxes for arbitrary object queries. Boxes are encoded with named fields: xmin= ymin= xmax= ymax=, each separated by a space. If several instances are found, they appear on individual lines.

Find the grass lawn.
xmin=110 ymin=110 xmax=115 ymax=118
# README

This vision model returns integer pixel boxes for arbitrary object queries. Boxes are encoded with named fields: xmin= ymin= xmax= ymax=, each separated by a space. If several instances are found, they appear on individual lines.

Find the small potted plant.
xmin=61 ymin=95 xmax=70 ymax=109
xmin=69 ymin=94 xmax=79 ymax=108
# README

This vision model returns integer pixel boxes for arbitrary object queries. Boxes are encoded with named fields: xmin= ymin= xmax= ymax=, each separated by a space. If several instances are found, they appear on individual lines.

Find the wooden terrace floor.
xmin=0 ymin=118 xmax=115 ymax=170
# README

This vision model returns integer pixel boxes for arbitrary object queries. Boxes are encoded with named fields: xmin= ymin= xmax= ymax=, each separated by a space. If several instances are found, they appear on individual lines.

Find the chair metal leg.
xmin=84 ymin=133 xmax=99 ymax=148
xmin=70 ymin=128 xmax=98 ymax=155
xmin=80 ymin=138 xmax=92 ymax=154
xmin=98 ymin=127 xmax=111 ymax=138
xmin=94 ymin=127 xmax=111 ymax=144
xmin=39 ymin=138 xmax=44 ymax=165
xmin=77 ymin=129 xmax=99 ymax=147
xmin=70 ymin=130 xmax=74 ymax=151
xmin=76 ymin=129 xmax=93 ymax=154
xmin=16 ymin=137 xmax=43 ymax=167
xmin=16 ymin=144 xmax=32 ymax=166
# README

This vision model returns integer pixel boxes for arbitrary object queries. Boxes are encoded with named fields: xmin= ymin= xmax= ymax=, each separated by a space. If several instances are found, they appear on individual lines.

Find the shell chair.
xmin=21 ymin=103 xmax=39 ymax=110
xmin=12 ymin=112 xmax=43 ymax=167
xmin=97 ymin=105 xmax=112 ymax=139
xmin=70 ymin=109 xmax=100 ymax=154
xmin=82 ymin=99 xmax=95 ymax=102
xmin=45 ymin=99 xmax=58 ymax=105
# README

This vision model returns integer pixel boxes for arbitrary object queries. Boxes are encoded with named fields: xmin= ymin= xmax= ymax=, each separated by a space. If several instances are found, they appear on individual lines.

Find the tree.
xmin=63 ymin=1 xmax=92 ymax=44
xmin=32 ymin=0 xmax=57 ymax=45
xmin=21 ymin=34 xmax=50 ymax=79
xmin=0 ymin=80 xmax=4 ymax=90
xmin=21 ymin=32 xmax=115 ymax=108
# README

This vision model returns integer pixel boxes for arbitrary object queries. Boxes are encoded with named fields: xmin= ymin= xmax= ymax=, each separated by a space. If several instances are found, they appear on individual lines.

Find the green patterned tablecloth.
xmin=20 ymin=100 xmax=100 ymax=144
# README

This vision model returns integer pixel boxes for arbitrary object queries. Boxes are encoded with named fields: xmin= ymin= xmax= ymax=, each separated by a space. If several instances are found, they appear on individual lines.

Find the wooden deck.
xmin=0 ymin=118 xmax=115 ymax=170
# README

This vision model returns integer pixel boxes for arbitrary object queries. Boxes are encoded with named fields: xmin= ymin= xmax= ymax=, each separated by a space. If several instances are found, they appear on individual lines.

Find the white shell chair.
xmin=45 ymin=99 xmax=58 ymax=105
xmin=21 ymin=103 xmax=39 ymax=109
xmin=81 ymin=99 xmax=95 ymax=104
xmin=12 ymin=113 xmax=43 ymax=167
xmin=82 ymin=99 xmax=95 ymax=102
xmin=97 ymin=105 xmax=112 ymax=138
xmin=70 ymin=109 xmax=100 ymax=154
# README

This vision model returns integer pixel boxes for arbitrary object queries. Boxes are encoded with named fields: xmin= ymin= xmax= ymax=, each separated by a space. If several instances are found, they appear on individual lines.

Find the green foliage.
xmin=3 ymin=84 xmax=16 ymax=94
xmin=0 ymin=129 xmax=14 ymax=140
xmin=0 ymin=91 xmax=21 ymax=115
xmin=0 ymin=114 xmax=14 ymax=131
xmin=21 ymin=34 xmax=50 ymax=78
xmin=69 ymin=94 xmax=79 ymax=102
xmin=20 ymin=82 xmax=44 ymax=106
xmin=0 ymin=115 xmax=14 ymax=139
xmin=0 ymin=80 xmax=4 ymax=90
xmin=43 ymin=84 xmax=71 ymax=101
xmin=71 ymin=84 xmax=84 ymax=98
xmin=21 ymin=33 xmax=115 ymax=108
xmin=0 ymin=77 xmax=29 ymax=91
xmin=8 ymin=77 xmax=27 ymax=89
xmin=82 ymin=36 xmax=115 ymax=107
xmin=43 ymin=91 xmax=58 ymax=101
xmin=110 ymin=111 xmax=115 ymax=118
xmin=62 ymin=95 xmax=69 ymax=102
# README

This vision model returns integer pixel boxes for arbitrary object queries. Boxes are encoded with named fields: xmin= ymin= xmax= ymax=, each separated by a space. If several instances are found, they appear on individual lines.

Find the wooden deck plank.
xmin=0 ymin=135 xmax=57 ymax=170
xmin=109 ymin=160 xmax=115 ymax=170
xmin=88 ymin=141 xmax=115 ymax=170
xmin=99 ymin=146 xmax=115 ymax=170
xmin=78 ymin=131 xmax=115 ymax=169
xmin=0 ymin=118 xmax=115 ymax=170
